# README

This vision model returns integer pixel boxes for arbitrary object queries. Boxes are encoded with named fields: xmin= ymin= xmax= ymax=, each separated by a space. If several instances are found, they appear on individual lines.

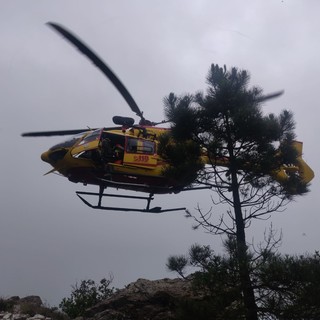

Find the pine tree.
xmin=161 ymin=64 xmax=310 ymax=320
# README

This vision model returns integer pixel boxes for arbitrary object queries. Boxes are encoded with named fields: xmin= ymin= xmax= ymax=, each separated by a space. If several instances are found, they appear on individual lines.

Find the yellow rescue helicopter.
xmin=22 ymin=23 xmax=314 ymax=213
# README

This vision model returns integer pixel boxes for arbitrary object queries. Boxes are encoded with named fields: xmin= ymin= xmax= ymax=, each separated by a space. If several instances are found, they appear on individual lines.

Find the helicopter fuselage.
xmin=40 ymin=124 xmax=315 ymax=197
xmin=40 ymin=126 xmax=180 ymax=194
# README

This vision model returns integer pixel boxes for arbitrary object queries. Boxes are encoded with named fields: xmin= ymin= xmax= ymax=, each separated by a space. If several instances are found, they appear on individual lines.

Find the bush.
xmin=59 ymin=276 xmax=115 ymax=318
xmin=0 ymin=298 xmax=14 ymax=312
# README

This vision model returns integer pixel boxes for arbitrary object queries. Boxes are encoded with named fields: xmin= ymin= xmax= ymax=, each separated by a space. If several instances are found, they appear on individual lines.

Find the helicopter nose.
xmin=41 ymin=148 xmax=68 ymax=164
xmin=41 ymin=151 xmax=50 ymax=163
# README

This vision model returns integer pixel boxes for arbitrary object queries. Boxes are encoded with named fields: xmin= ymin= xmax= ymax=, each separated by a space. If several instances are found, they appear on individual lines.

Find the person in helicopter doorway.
xmin=113 ymin=143 xmax=124 ymax=164
xmin=100 ymin=138 xmax=124 ymax=164
xmin=100 ymin=138 xmax=113 ymax=162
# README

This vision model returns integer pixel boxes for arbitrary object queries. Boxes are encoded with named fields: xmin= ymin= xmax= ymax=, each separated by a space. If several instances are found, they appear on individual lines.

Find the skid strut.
xmin=76 ymin=189 xmax=186 ymax=213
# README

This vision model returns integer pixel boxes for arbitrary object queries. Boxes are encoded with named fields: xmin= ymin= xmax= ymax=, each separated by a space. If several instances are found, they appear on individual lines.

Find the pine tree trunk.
xmin=231 ymin=171 xmax=258 ymax=320
xmin=225 ymin=113 xmax=258 ymax=319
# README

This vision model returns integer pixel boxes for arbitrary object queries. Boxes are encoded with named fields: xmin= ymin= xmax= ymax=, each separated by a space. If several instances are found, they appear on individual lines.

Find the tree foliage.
xmin=162 ymin=64 xmax=308 ymax=199
xmin=59 ymin=276 xmax=114 ymax=318
xmin=158 ymin=132 xmax=203 ymax=189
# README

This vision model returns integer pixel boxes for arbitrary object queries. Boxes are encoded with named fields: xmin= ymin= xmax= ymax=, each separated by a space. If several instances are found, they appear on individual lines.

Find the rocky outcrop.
xmin=0 ymin=296 xmax=59 ymax=320
xmin=0 ymin=313 xmax=50 ymax=320
xmin=84 ymin=277 xmax=198 ymax=320
xmin=0 ymin=277 xmax=201 ymax=320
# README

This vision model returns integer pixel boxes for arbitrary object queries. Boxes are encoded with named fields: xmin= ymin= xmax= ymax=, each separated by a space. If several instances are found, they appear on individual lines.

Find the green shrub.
xmin=0 ymin=298 xmax=14 ymax=312
xmin=59 ymin=277 xmax=115 ymax=318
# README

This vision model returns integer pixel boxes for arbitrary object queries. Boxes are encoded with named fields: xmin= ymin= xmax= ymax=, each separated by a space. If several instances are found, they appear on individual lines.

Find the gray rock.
xmin=13 ymin=314 xmax=28 ymax=320
xmin=27 ymin=315 xmax=45 ymax=320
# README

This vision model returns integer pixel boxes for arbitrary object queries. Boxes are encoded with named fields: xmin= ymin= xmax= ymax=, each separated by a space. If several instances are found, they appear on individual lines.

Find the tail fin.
xmin=292 ymin=141 xmax=314 ymax=184
xmin=274 ymin=141 xmax=314 ymax=184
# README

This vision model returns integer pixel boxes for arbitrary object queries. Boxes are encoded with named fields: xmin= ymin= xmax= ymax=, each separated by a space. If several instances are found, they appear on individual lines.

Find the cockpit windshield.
xmin=77 ymin=129 xmax=103 ymax=146
xmin=49 ymin=132 xmax=85 ymax=150
xmin=49 ymin=129 xmax=103 ymax=151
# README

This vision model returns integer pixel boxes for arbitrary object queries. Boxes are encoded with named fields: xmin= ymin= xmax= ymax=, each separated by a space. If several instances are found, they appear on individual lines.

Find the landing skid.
xmin=76 ymin=190 xmax=186 ymax=213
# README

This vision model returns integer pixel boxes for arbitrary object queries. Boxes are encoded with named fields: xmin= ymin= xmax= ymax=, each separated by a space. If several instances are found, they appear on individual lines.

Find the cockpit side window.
xmin=74 ymin=150 xmax=100 ymax=162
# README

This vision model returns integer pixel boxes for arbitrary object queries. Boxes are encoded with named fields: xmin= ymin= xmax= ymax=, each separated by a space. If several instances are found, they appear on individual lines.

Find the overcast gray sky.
xmin=1 ymin=0 xmax=319 ymax=306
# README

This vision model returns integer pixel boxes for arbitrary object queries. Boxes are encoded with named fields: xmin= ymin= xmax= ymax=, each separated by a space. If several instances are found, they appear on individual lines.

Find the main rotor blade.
xmin=256 ymin=90 xmax=284 ymax=103
xmin=21 ymin=129 xmax=91 ymax=137
xmin=47 ymin=22 xmax=144 ymax=120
